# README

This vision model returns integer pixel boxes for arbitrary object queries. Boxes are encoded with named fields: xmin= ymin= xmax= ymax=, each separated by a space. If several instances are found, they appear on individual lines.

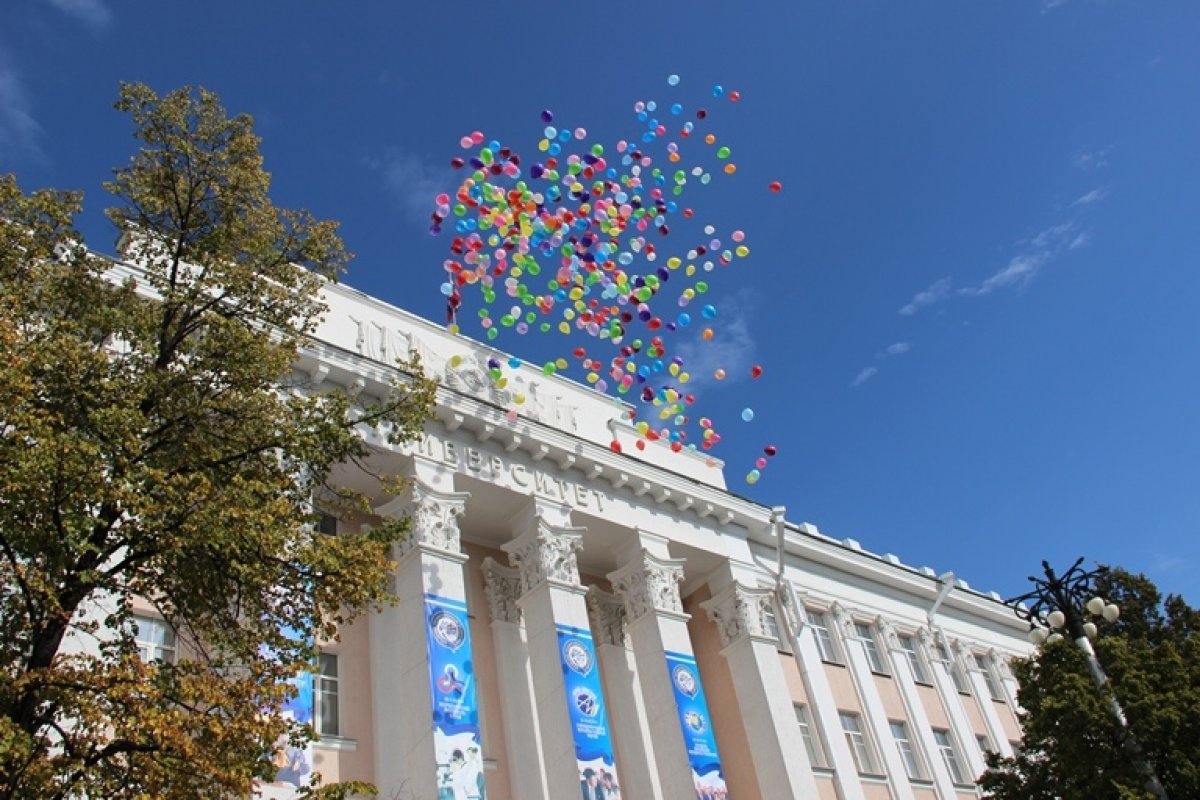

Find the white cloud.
xmin=1041 ymin=0 xmax=1069 ymax=12
xmin=44 ymin=0 xmax=112 ymax=30
xmin=1073 ymin=145 xmax=1113 ymax=170
xmin=675 ymin=289 xmax=757 ymax=392
xmin=961 ymin=221 xmax=1085 ymax=297
xmin=1071 ymin=187 xmax=1108 ymax=206
xmin=850 ymin=366 xmax=878 ymax=388
xmin=899 ymin=277 xmax=952 ymax=316
xmin=0 ymin=61 xmax=44 ymax=166
xmin=365 ymin=149 xmax=448 ymax=227
xmin=881 ymin=341 xmax=911 ymax=357
xmin=1068 ymin=232 xmax=1090 ymax=250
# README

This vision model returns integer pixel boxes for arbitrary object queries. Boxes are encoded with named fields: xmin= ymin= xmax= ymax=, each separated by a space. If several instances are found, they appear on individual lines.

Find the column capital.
xmin=608 ymin=549 xmax=687 ymax=624
xmin=700 ymin=581 xmax=775 ymax=649
xmin=586 ymin=588 xmax=628 ymax=647
xmin=503 ymin=520 xmax=585 ymax=595
xmin=375 ymin=479 xmax=470 ymax=560
xmin=877 ymin=618 xmax=903 ymax=651
xmin=481 ymin=557 xmax=523 ymax=625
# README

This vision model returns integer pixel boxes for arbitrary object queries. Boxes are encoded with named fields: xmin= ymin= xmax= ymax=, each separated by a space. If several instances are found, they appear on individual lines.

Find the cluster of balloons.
xmin=432 ymin=75 xmax=782 ymax=484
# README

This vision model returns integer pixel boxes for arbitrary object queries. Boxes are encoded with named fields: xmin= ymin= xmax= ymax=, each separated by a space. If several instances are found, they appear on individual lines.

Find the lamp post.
xmin=1007 ymin=558 xmax=1169 ymax=800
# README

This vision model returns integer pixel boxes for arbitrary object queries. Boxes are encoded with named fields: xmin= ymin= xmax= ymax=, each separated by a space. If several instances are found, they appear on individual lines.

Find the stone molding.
xmin=481 ymin=557 xmax=523 ymax=625
xmin=608 ymin=549 xmax=687 ymax=623
xmin=586 ymin=588 xmax=628 ymax=647
xmin=700 ymin=581 xmax=774 ymax=649
xmin=376 ymin=480 xmax=469 ymax=560
xmin=877 ymin=618 xmax=903 ymax=651
xmin=503 ymin=519 xmax=585 ymax=595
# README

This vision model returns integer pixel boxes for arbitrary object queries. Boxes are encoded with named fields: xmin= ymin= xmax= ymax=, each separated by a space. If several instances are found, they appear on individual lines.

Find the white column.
xmin=368 ymin=471 xmax=471 ymax=800
xmin=502 ymin=501 xmax=620 ymax=799
xmin=829 ymin=605 xmax=915 ymax=800
xmin=587 ymin=588 xmax=664 ymax=800
xmin=960 ymin=642 xmax=1014 ymax=759
xmin=924 ymin=632 xmax=989 ymax=777
xmin=700 ymin=579 xmax=822 ymax=798
xmin=608 ymin=536 xmax=698 ymax=798
xmin=480 ymin=558 xmax=549 ymax=800
xmin=879 ymin=622 xmax=957 ymax=800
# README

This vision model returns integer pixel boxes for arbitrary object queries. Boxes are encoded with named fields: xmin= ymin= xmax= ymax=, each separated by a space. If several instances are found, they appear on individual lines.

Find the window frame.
xmin=896 ymin=633 xmax=931 ymax=684
xmin=936 ymin=641 xmax=971 ymax=695
xmin=132 ymin=614 xmax=176 ymax=664
xmin=933 ymin=727 xmax=970 ymax=786
xmin=839 ymin=711 xmax=881 ymax=776
xmin=793 ymin=703 xmax=829 ymax=769
xmin=889 ymin=719 xmax=928 ymax=782
xmin=853 ymin=621 xmax=889 ymax=675
xmin=315 ymin=651 xmax=341 ymax=738
xmin=805 ymin=607 xmax=842 ymax=664
xmin=973 ymin=652 xmax=1006 ymax=702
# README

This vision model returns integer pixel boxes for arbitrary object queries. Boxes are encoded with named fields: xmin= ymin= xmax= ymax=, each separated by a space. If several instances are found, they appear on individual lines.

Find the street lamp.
xmin=1007 ymin=558 xmax=1169 ymax=800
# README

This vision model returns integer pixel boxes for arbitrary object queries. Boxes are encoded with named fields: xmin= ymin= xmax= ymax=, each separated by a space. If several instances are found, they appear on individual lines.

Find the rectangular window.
xmin=974 ymin=654 xmax=1005 ymax=701
xmin=316 ymin=652 xmax=340 ymax=737
xmin=317 ymin=513 xmax=339 ymax=537
xmin=933 ymin=728 xmax=968 ymax=785
xmin=937 ymin=642 xmax=971 ymax=694
xmin=794 ymin=704 xmax=828 ymax=768
xmin=839 ymin=711 xmax=879 ymax=775
xmin=889 ymin=720 xmax=926 ymax=781
xmin=132 ymin=615 xmax=176 ymax=664
xmin=976 ymin=733 xmax=993 ymax=756
xmin=762 ymin=603 xmax=782 ymax=644
xmin=897 ymin=634 xmax=930 ymax=684
xmin=805 ymin=608 xmax=841 ymax=663
xmin=854 ymin=622 xmax=888 ymax=674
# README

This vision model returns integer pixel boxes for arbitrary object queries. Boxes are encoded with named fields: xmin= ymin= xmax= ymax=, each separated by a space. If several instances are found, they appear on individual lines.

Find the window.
xmin=854 ymin=622 xmax=888 ymax=674
xmin=937 ymin=642 xmax=971 ymax=694
xmin=805 ymin=608 xmax=841 ymax=663
xmin=973 ymin=653 xmax=1005 ymax=701
xmin=132 ymin=615 xmax=176 ymax=664
xmin=762 ymin=602 xmax=787 ymax=650
xmin=933 ymin=728 xmax=968 ymax=785
xmin=316 ymin=652 xmax=340 ymax=737
xmin=794 ymin=704 xmax=828 ymax=768
xmin=896 ymin=634 xmax=930 ymax=684
xmin=839 ymin=711 xmax=879 ymax=775
xmin=976 ymin=733 xmax=993 ymax=756
xmin=317 ymin=512 xmax=339 ymax=536
xmin=889 ymin=720 xmax=926 ymax=781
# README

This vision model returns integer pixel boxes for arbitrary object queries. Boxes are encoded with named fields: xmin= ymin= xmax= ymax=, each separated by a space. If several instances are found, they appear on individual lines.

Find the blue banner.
xmin=557 ymin=624 xmax=621 ymax=798
xmin=666 ymin=650 xmax=729 ymax=799
xmin=256 ymin=625 xmax=314 ymax=799
xmin=426 ymin=594 xmax=487 ymax=800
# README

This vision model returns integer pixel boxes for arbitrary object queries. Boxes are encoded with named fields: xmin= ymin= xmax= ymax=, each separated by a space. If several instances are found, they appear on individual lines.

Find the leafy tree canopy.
xmin=981 ymin=568 xmax=1200 ymax=800
xmin=0 ymin=83 xmax=435 ymax=799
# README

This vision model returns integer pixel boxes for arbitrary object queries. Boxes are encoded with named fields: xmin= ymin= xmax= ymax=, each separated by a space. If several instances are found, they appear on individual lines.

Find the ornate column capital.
xmin=828 ymin=602 xmax=857 ymax=637
xmin=502 ymin=519 xmax=585 ymax=595
xmin=376 ymin=479 xmax=470 ymax=560
xmin=586 ymin=588 xmax=628 ymax=647
xmin=877 ymin=618 xmax=902 ymax=651
xmin=608 ymin=549 xmax=687 ymax=624
xmin=481 ymin=557 xmax=523 ymax=625
xmin=700 ymin=581 xmax=774 ymax=649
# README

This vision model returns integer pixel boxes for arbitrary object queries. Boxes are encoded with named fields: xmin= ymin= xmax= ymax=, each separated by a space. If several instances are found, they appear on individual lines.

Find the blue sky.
xmin=3 ymin=0 xmax=1197 ymax=601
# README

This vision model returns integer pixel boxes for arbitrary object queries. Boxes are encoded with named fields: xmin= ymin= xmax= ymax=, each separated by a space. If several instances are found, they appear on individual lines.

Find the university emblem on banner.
xmin=430 ymin=609 xmax=466 ymax=651
xmin=573 ymin=686 xmax=600 ymax=717
xmin=562 ymin=638 xmax=594 ymax=675
xmin=672 ymin=663 xmax=699 ymax=698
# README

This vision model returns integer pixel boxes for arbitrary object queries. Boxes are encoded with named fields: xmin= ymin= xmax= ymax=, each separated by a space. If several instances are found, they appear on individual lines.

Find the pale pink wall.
xmin=960 ymin=692 xmax=989 ymax=739
xmin=913 ymin=785 xmax=938 ymax=800
xmin=873 ymin=674 xmax=908 ymax=720
xmin=992 ymin=697 xmax=1022 ymax=742
xmin=862 ymin=779 xmax=893 ymax=800
xmin=824 ymin=662 xmax=861 ymax=712
xmin=816 ymin=774 xmax=841 ymax=800
xmin=917 ymin=684 xmax=951 ymax=728
xmin=778 ymin=649 xmax=809 ymax=703
xmin=462 ymin=542 xmax=513 ymax=800
xmin=685 ymin=586 xmax=762 ymax=799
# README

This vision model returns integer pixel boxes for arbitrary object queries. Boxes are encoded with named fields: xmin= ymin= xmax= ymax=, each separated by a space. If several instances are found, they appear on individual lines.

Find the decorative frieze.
xmin=587 ymin=588 xmax=629 ymax=647
xmin=700 ymin=582 xmax=774 ymax=648
xmin=608 ymin=550 xmax=687 ymax=623
xmin=503 ymin=520 xmax=585 ymax=595
xmin=481 ymin=558 xmax=523 ymax=625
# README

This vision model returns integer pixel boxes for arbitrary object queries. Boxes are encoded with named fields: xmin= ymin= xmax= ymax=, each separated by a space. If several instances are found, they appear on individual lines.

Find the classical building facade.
xmin=231 ymin=275 xmax=1029 ymax=800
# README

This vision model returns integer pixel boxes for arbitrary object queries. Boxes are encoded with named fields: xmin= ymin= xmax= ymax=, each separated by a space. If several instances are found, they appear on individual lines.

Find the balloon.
xmin=667 ymin=74 xmax=681 ymax=86
xmin=769 ymin=181 xmax=782 ymax=192
xmin=714 ymin=368 xmax=726 ymax=380
xmin=741 ymin=408 xmax=755 ymax=422
xmin=751 ymin=365 xmax=763 ymax=378
xmin=746 ymin=469 xmax=760 ymax=484
xmin=764 ymin=445 xmax=777 ymax=456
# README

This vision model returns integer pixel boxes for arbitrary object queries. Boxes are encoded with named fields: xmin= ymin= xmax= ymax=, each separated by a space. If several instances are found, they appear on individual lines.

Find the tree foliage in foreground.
xmin=0 ymin=83 xmax=435 ymax=799
xmin=981 ymin=568 xmax=1200 ymax=800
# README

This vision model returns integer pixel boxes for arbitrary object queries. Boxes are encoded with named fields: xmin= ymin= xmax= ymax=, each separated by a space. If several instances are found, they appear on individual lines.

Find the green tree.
xmin=0 ymin=83 xmax=435 ymax=799
xmin=981 ymin=568 xmax=1200 ymax=800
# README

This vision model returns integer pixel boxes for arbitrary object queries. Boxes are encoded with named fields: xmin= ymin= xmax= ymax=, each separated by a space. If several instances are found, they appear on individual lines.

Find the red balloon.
xmin=751 ymin=364 xmax=763 ymax=378
xmin=729 ymin=90 xmax=741 ymax=102
xmin=764 ymin=445 xmax=778 ymax=457
xmin=610 ymin=440 xmax=622 ymax=453
xmin=769 ymin=181 xmax=782 ymax=193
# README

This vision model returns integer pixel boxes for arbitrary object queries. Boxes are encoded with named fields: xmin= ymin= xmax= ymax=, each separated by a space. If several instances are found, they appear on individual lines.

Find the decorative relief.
xmin=481 ymin=558 xmax=523 ymax=625
xmin=877 ymin=618 xmax=902 ymax=651
xmin=350 ymin=317 xmax=440 ymax=377
xmin=504 ymin=520 xmax=585 ymax=594
xmin=608 ymin=550 xmax=686 ymax=622
xmin=829 ymin=602 xmax=857 ymax=638
xmin=392 ymin=481 xmax=469 ymax=559
xmin=587 ymin=588 xmax=628 ymax=647
xmin=700 ymin=582 xmax=774 ymax=649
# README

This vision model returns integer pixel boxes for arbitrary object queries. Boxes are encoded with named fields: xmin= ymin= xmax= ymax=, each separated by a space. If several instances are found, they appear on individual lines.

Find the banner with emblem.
xmin=666 ymin=650 xmax=729 ymax=799
xmin=426 ymin=594 xmax=487 ymax=800
xmin=254 ymin=625 xmax=314 ymax=799
xmin=556 ymin=624 xmax=621 ymax=796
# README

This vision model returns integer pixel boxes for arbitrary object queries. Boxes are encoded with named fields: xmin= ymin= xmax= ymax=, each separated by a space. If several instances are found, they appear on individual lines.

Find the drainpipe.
xmin=927 ymin=571 xmax=956 ymax=650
